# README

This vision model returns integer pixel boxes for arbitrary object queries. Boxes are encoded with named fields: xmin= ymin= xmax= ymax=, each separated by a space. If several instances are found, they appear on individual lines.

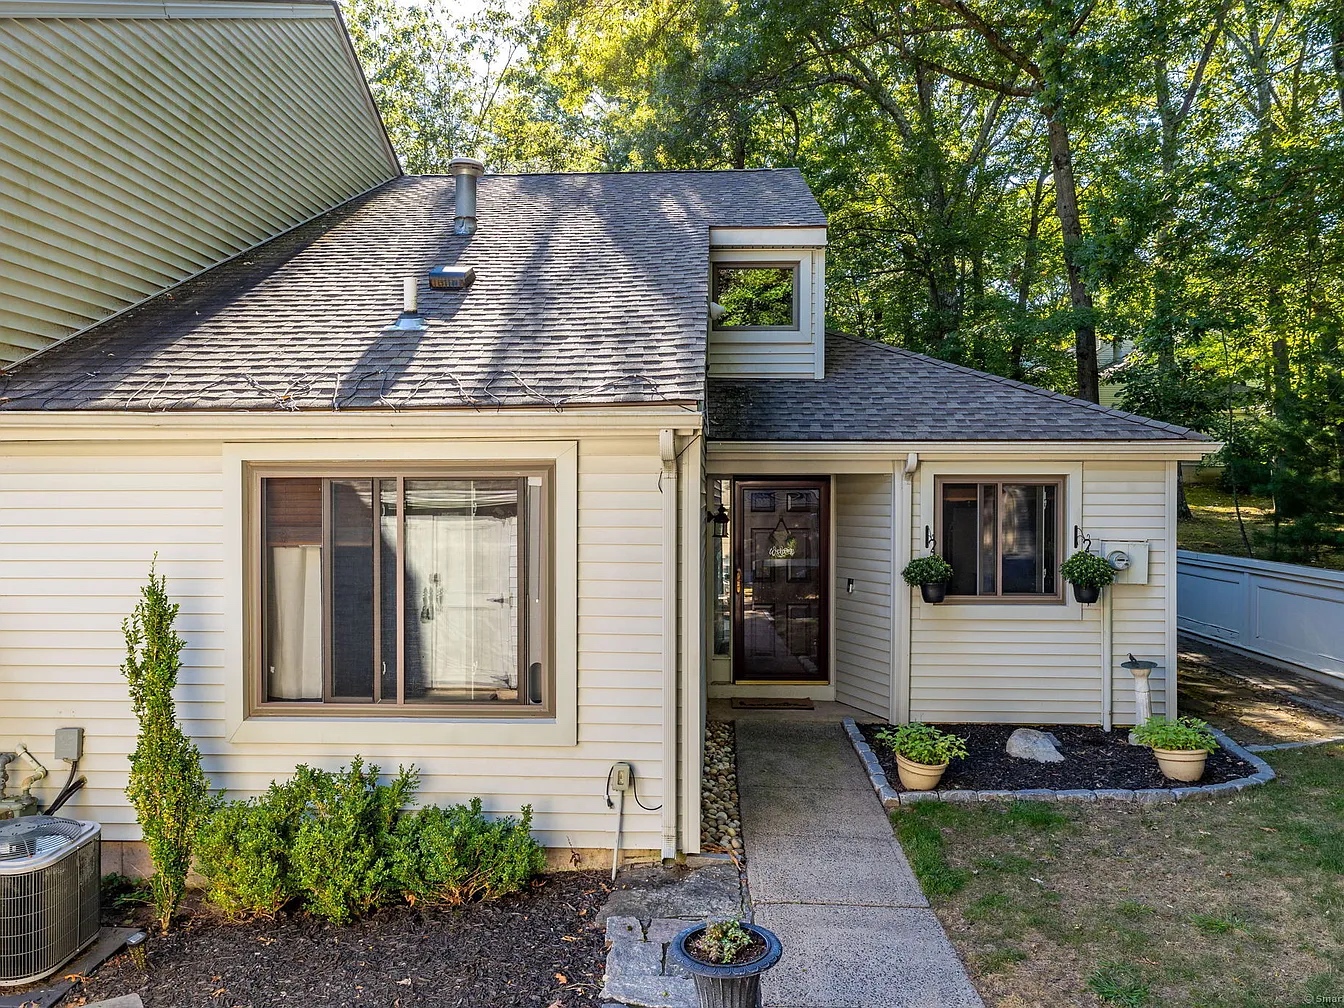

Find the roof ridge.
xmin=829 ymin=333 xmax=1203 ymax=440
xmin=437 ymin=167 xmax=809 ymax=179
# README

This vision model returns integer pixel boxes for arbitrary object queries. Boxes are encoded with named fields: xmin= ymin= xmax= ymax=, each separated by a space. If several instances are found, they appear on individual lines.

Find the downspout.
xmin=680 ymin=433 xmax=704 ymax=854
xmin=1101 ymin=584 xmax=1114 ymax=732
xmin=892 ymin=452 xmax=919 ymax=724
xmin=659 ymin=428 xmax=679 ymax=861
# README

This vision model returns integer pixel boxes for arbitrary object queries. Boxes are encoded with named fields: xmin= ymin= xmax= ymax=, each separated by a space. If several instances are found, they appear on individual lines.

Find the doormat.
xmin=730 ymin=697 xmax=815 ymax=710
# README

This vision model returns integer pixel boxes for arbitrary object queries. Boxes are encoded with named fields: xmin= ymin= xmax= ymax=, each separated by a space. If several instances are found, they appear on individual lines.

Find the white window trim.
xmin=223 ymin=439 xmax=579 ymax=747
xmin=915 ymin=461 xmax=1086 ymax=621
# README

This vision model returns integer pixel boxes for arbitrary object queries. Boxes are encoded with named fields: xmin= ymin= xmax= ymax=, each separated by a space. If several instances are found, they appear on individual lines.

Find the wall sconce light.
xmin=705 ymin=505 xmax=729 ymax=539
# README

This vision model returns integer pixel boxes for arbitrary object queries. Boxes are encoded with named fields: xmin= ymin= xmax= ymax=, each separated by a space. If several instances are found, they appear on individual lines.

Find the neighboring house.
xmin=0 ymin=4 xmax=1213 ymax=866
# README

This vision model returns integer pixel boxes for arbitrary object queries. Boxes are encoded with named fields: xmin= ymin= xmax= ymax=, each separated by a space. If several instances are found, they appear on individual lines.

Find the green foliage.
xmin=892 ymin=805 xmax=969 ymax=896
xmin=1087 ymin=962 xmax=1151 ymax=1006
xmin=389 ymin=798 xmax=545 ymax=904
xmin=289 ymin=760 xmax=417 ymax=923
xmin=1130 ymin=716 xmax=1219 ymax=752
xmin=688 ymin=919 xmax=756 ymax=965
xmin=875 ymin=722 xmax=969 ymax=766
xmin=1059 ymin=550 xmax=1117 ymax=589
xmin=901 ymin=554 xmax=955 ymax=586
xmin=194 ymin=795 xmax=297 ymax=919
xmin=121 ymin=562 xmax=214 ymax=932
xmin=195 ymin=761 xmax=544 ymax=923
xmin=714 ymin=266 xmax=795 ymax=327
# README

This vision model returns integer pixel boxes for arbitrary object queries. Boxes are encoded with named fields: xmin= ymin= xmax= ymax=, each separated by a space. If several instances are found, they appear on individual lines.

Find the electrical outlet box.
xmin=54 ymin=727 xmax=84 ymax=762
xmin=611 ymin=762 xmax=633 ymax=792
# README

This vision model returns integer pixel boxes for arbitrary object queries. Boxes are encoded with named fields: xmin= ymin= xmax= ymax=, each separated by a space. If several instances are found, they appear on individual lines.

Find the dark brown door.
xmin=732 ymin=479 xmax=829 ymax=683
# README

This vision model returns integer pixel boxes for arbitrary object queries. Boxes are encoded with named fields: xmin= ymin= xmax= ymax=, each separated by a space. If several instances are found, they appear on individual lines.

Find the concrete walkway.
xmin=736 ymin=720 xmax=984 ymax=1008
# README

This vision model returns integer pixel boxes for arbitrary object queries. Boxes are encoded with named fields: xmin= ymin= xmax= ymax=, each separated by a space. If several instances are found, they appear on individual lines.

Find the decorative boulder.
xmin=1006 ymin=728 xmax=1065 ymax=763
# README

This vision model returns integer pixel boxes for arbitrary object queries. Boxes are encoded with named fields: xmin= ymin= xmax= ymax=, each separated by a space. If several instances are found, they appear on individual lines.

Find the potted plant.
xmin=667 ymin=918 xmax=783 ymax=1008
xmin=1059 ymin=549 xmax=1116 ymax=604
xmin=901 ymin=554 xmax=955 ymax=603
xmin=874 ymin=722 xmax=969 ymax=791
xmin=1130 ymin=715 xmax=1219 ymax=782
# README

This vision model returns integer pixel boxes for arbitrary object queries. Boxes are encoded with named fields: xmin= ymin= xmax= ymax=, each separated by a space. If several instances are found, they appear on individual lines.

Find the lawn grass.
xmin=893 ymin=743 xmax=1344 ymax=1007
xmin=1180 ymin=484 xmax=1344 ymax=570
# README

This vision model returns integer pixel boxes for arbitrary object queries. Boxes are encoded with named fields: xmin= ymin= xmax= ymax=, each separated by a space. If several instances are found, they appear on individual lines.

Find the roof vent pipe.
xmin=449 ymin=157 xmax=486 ymax=236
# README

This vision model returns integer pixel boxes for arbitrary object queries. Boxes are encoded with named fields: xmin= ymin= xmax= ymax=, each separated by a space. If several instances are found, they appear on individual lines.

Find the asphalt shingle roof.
xmin=0 ymin=170 xmax=826 ymax=413
xmin=707 ymin=334 xmax=1209 ymax=442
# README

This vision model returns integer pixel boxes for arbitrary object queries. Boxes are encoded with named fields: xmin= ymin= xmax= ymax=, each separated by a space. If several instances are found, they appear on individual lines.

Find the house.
xmin=0 ymin=2 xmax=1213 ymax=868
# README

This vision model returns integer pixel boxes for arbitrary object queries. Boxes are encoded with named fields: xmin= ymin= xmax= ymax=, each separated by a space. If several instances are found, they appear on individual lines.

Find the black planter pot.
xmin=1072 ymin=582 xmax=1101 ymax=604
xmin=920 ymin=581 xmax=949 ymax=604
xmin=667 ymin=923 xmax=783 ymax=1008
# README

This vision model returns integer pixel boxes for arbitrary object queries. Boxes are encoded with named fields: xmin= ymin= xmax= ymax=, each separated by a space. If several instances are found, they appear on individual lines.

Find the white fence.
xmin=1177 ymin=550 xmax=1344 ymax=682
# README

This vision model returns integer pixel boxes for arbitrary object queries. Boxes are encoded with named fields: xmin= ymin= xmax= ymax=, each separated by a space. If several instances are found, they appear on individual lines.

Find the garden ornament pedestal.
xmin=1122 ymin=657 xmax=1158 ymax=745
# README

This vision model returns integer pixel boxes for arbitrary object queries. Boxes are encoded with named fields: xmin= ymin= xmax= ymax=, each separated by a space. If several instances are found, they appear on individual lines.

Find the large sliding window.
xmin=938 ymin=478 xmax=1063 ymax=601
xmin=255 ymin=468 xmax=549 ymax=715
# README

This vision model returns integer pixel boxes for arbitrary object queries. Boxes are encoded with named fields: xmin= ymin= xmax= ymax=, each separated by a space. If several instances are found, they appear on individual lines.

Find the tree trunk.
xmin=1046 ymin=113 xmax=1099 ymax=403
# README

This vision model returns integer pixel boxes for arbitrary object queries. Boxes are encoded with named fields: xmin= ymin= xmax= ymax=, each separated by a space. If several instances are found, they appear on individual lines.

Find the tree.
xmin=122 ymin=562 xmax=213 ymax=932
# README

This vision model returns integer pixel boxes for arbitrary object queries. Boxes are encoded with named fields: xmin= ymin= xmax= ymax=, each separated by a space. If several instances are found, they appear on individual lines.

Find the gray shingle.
xmin=707 ymin=335 xmax=1209 ymax=442
xmin=0 ymin=170 xmax=824 ymax=413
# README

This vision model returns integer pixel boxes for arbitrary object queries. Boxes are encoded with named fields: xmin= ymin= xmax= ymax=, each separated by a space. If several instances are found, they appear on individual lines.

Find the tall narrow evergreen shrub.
xmin=122 ymin=561 xmax=212 ymax=931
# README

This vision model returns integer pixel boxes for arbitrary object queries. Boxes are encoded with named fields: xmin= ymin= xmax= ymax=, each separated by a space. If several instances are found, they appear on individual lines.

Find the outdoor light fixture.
xmin=705 ymin=505 xmax=729 ymax=539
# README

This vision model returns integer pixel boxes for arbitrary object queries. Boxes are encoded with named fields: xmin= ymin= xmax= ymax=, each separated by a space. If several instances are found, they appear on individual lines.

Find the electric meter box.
xmin=1100 ymin=542 xmax=1150 ymax=585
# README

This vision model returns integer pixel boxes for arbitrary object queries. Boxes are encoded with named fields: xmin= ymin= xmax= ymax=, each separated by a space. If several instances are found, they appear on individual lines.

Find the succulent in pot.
xmin=668 ymin=918 xmax=783 ymax=1008
xmin=901 ymin=554 xmax=955 ymax=603
xmin=874 ymin=722 xmax=969 ymax=790
xmin=1130 ymin=715 xmax=1219 ymax=782
xmin=1059 ymin=549 xmax=1116 ymax=603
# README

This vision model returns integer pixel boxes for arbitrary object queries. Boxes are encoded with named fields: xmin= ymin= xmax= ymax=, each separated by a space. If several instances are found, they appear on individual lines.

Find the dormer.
xmin=707 ymin=225 xmax=827 ymax=379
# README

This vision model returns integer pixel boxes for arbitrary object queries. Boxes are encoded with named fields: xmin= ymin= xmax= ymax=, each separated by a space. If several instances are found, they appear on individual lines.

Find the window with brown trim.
xmin=937 ymin=478 xmax=1063 ymax=601
xmin=253 ymin=469 xmax=550 ymax=715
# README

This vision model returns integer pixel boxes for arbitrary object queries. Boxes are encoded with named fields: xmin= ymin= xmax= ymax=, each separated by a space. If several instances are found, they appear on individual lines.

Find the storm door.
xmin=731 ymin=479 xmax=830 ymax=683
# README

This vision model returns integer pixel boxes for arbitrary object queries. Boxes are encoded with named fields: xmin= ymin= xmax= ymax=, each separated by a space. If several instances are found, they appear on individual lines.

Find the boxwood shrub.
xmin=194 ymin=759 xmax=544 ymax=922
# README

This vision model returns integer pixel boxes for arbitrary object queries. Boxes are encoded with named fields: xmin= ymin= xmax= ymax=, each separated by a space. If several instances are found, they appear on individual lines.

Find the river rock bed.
xmin=701 ymin=721 xmax=743 ymax=853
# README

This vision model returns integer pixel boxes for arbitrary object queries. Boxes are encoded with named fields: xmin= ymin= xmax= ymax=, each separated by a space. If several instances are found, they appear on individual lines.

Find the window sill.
xmin=228 ymin=713 xmax=576 ymax=748
xmin=913 ymin=596 xmax=1082 ymax=621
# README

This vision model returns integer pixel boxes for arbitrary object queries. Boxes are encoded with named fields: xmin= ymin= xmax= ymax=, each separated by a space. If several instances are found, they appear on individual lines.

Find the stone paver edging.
xmin=842 ymin=718 xmax=1276 ymax=807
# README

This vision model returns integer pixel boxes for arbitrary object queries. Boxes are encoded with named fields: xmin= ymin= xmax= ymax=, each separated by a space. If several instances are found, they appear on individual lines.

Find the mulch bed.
xmin=858 ymin=723 xmax=1258 ymax=792
xmin=63 ymin=871 xmax=615 ymax=1008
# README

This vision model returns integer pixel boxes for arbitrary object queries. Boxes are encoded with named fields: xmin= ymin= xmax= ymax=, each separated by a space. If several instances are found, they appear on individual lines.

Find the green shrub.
xmin=390 ymin=798 xmax=545 ymax=904
xmin=901 ymin=554 xmax=955 ymax=586
xmin=875 ymin=722 xmax=969 ymax=765
xmin=195 ymin=761 xmax=543 ymax=923
xmin=289 ymin=760 xmax=416 ymax=923
xmin=1130 ymin=715 xmax=1219 ymax=752
xmin=121 ymin=562 xmax=215 ymax=932
xmin=194 ymin=796 xmax=295 ymax=919
xmin=1059 ymin=550 xmax=1117 ymax=589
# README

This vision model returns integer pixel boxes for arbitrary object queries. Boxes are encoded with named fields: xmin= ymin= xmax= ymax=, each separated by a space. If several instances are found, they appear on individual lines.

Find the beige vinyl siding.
xmin=0 ymin=432 xmax=670 ymax=852
xmin=706 ymin=247 xmax=825 ymax=379
xmin=0 ymin=4 xmax=398 ymax=363
xmin=1086 ymin=462 xmax=1171 ymax=720
xmin=908 ymin=460 xmax=1170 ymax=725
xmin=833 ymin=473 xmax=893 ymax=718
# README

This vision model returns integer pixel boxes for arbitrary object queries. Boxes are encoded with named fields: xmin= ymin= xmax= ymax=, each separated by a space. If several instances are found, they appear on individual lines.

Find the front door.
xmin=732 ymin=479 xmax=829 ymax=683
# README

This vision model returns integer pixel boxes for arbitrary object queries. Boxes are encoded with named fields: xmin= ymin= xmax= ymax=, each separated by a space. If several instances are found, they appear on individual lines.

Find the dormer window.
xmin=712 ymin=263 xmax=799 ymax=330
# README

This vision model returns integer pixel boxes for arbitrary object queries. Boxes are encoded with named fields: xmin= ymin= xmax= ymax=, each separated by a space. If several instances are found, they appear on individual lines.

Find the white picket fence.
xmin=1177 ymin=550 xmax=1344 ymax=682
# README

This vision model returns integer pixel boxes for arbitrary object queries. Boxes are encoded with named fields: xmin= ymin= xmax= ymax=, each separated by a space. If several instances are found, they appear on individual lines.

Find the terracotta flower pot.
xmin=894 ymin=752 xmax=949 ymax=790
xmin=920 ymin=582 xmax=948 ymax=603
xmin=1152 ymin=747 xmax=1209 ymax=782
